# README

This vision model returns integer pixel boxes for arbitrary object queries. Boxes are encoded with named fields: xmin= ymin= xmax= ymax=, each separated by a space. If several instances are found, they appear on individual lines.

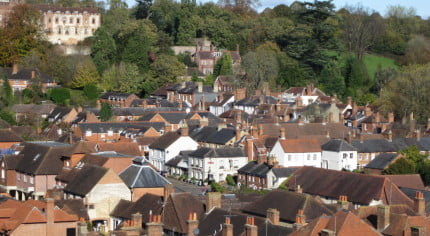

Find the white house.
xmin=269 ymin=138 xmax=322 ymax=167
xmin=321 ymin=139 xmax=358 ymax=171
xmin=209 ymin=94 xmax=234 ymax=116
xmin=188 ymin=147 xmax=248 ymax=183
xmin=266 ymin=167 xmax=299 ymax=189
xmin=148 ymin=128 xmax=198 ymax=171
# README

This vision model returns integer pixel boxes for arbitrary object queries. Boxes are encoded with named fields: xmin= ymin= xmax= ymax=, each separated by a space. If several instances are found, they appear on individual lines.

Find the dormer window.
xmin=85 ymin=130 xmax=92 ymax=136
xmin=65 ymin=160 xmax=70 ymax=167
xmin=33 ymin=154 xmax=41 ymax=162
xmin=108 ymin=130 xmax=113 ymax=136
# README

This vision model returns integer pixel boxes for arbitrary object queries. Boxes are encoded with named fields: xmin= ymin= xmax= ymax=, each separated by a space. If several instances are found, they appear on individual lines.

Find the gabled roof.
xmin=149 ymin=131 xmax=181 ymax=150
xmin=383 ymin=174 xmax=425 ymax=190
xmin=190 ymin=126 xmax=217 ymax=142
xmin=322 ymin=139 xmax=357 ymax=152
xmin=0 ymin=129 xmax=23 ymax=142
xmin=1 ymin=67 xmax=55 ymax=83
xmin=278 ymin=139 xmax=321 ymax=153
xmin=119 ymin=164 xmax=170 ymax=188
xmin=3 ymin=155 xmax=23 ymax=170
xmin=205 ymin=128 xmax=236 ymax=145
xmin=55 ymin=199 xmax=89 ymax=220
xmin=110 ymin=194 xmax=163 ymax=222
xmin=138 ymin=112 xmax=188 ymax=124
xmin=63 ymin=164 xmax=108 ymax=197
xmin=271 ymin=167 xmax=299 ymax=178
xmin=243 ymin=190 xmax=334 ymax=223
xmin=351 ymin=139 xmax=397 ymax=153
xmin=365 ymin=153 xmax=399 ymax=170
xmin=47 ymin=107 xmax=72 ymax=121
xmin=15 ymin=142 xmax=73 ymax=175
xmin=237 ymin=161 xmax=271 ymax=177
xmin=290 ymin=210 xmax=381 ymax=236
xmin=285 ymin=166 xmax=414 ymax=206
xmin=188 ymin=147 xmax=245 ymax=159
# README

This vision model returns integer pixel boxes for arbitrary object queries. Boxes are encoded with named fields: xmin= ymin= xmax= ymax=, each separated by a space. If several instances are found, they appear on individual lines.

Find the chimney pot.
xmin=414 ymin=191 xmax=426 ymax=216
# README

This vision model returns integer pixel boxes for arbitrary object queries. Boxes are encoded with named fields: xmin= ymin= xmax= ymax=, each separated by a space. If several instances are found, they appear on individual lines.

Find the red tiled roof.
xmin=279 ymin=139 xmax=322 ymax=153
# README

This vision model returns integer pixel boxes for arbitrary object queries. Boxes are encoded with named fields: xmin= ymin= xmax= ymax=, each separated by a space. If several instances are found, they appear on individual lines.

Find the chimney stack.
xmin=197 ymin=82 xmax=203 ymax=93
xmin=246 ymin=138 xmax=254 ymax=162
xmin=132 ymin=213 xmax=143 ymax=229
xmin=168 ymin=91 xmax=175 ymax=103
xmin=31 ymin=70 xmax=36 ymax=79
xmin=416 ymin=129 xmax=421 ymax=141
xmin=267 ymin=208 xmax=280 ymax=225
xmin=164 ymin=124 xmax=172 ymax=133
xmin=258 ymin=124 xmax=264 ymax=137
xmin=347 ymin=96 xmax=352 ymax=106
xmin=337 ymin=195 xmax=348 ymax=210
xmin=352 ymin=101 xmax=357 ymax=115
xmin=236 ymin=110 xmax=242 ymax=124
xmin=296 ymin=97 xmax=303 ymax=107
xmin=206 ymin=192 xmax=221 ymax=212
xmin=146 ymin=215 xmax=163 ymax=236
xmin=46 ymin=198 xmax=55 ymax=236
xmin=181 ymin=122 xmax=189 ymax=136
xmin=234 ymin=88 xmax=246 ymax=101
xmin=375 ymin=112 xmax=381 ymax=123
xmin=12 ymin=64 xmax=18 ymax=74
xmin=222 ymin=217 xmax=233 ymax=236
xmin=365 ymin=105 xmax=372 ymax=117
xmin=235 ymin=125 xmax=241 ymax=141
xmin=293 ymin=209 xmax=306 ymax=230
xmin=163 ymin=184 xmax=174 ymax=202
xmin=388 ymin=112 xmax=394 ymax=123
xmin=306 ymin=84 xmax=313 ymax=96
xmin=414 ymin=191 xmax=425 ymax=216
xmin=186 ymin=212 xmax=199 ymax=236
xmin=387 ymin=130 xmax=393 ymax=142
xmin=256 ymin=150 xmax=266 ymax=165
xmin=244 ymin=217 xmax=257 ymax=236
xmin=377 ymin=205 xmax=390 ymax=231
xmin=280 ymin=127 xmax=286 ymax=140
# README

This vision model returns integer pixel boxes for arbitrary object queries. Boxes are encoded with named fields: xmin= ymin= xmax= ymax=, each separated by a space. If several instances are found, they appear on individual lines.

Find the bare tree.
xmin=340 ymin=4 xmax=383 ymax=59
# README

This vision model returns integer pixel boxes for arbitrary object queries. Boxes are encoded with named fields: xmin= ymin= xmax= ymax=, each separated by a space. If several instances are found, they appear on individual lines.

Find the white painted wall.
xmin=270 ymin=141 xmax=322 ymax=168
xmin=189 ymin=156 xmax=248 ymax=182
xmin=266 ymin=170 xmax=288 ymax=189
xmin=322 ymin=150 xmax=358 ymax=171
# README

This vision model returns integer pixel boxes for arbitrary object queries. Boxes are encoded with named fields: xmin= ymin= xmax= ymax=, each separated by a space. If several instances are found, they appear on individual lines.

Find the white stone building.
xmin=269 ymin=138 xmax=322 ymax=168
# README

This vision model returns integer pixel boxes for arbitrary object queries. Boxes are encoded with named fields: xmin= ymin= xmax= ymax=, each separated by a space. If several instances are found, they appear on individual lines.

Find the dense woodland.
xmin=2 ymin=0 xmax=430 ymax=123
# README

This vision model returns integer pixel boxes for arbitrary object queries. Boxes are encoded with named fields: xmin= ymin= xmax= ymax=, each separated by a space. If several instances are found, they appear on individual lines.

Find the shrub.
xmin=226 ymin=175 xmax=236 ymax=186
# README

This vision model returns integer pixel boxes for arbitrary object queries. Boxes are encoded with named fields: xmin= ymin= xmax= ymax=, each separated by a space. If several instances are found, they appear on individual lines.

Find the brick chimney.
xmin=164 ymin=124 xmax=172 ymax=133
xmin=163 ymin=184 xmax=174 ymax=202
xmin=267 ymin=208 xmax=280 ymax=225
xmin=258 ymin=124 xmax=264 ymax=137
xmin=293 ymin=209 xmax=306 ymax=230
xmin=296 ymin=97 xmax=303 ymax=107
xmin=244 ymin=216 xmax=257 ymax=236
xmin=306 ymin=84 xmax=313 ymax=96
xmin=12 ymin=64 xmax=18 ymax=74
xmin=347 ymin=96 xmax=352 ymax=106
xmin=234 ymin=88 xmax=246 ymax=101
xmin=339 ymin=112 xmax=344 ymax=124
xmin=365 ymin=105 xmax=372 ymax=117
xmin=132 ymin=213 xmax=143 ymax=229
xmin=255 ymin=89 xmax=262 ymax=96
xmin=235 ymin=110 xmax=242 ymax=124
xmin=377 ymin=205 xmax=390 ymax=231
xmin=206 ymin=192 xmax=221 ymax=212
xmin=46 ymin=198 xmax=55 ymax=236
xmin=235 ymin=125 xmax=241 ymax=141
xmin=178 ymin=100 xmax=183 ymax=110
xmin=168 ymin=91 xmax=175 ymax=102
xmin=280 ymin=127 xmax=286 ymax=140
xmin=222 ymin=217 xmax=233 ymax=236
xmin=337 ymin=195 xmax=348 ymax=210
xmin=186 ymin=212 xmax=198 ymax=236
xmin=352 ymin=101 xmax=357 ymax=115
xmin=375 ymin=112 xmax=381 ymax=123
xmin=181 ymin=123 xmax=189 ymax=136
xmin=256 ymin=150 xmax=266 ymax=165
xmin=31 ymin=70 xmax=36 ymax=79
xmin=246 ymin=138 xmax=254 ymax=162
xmin=146 ymin=215 xmax=163 ymax=236
xmin=414 ymin=191 xmax=425 ymax=216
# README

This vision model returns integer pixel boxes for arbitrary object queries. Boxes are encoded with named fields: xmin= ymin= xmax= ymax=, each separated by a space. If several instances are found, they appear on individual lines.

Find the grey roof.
xmin=47 ymin=107 xmax=72 ymax=121
xmin=1 ymin=67 xmax=55 ymax=83
xmin=100 ymin=92 xmax=133 ymax=100
xmin=322 ymin=139 xmax=357 ymax=152
xmin=365 ymin=153 xmax=399 ymax=170
xmin=271 ymin=167 xmax=299 ymax=178
xmin=63 ymin=164 xmax=108 ymax=196
xmin=206 ymin=128 xmax=236 ymax=145
xmin=237 ymin=161 xmax=271 ymax=177
xmin=112 ymin=107 xmax=146 ymax=116
xmin=138 ymin=112 xmax=188 ymax=124
xmin=78 ymin=122 xmax=165 ymax=133
xmin=189 ymin=147 xmax=245 ymax=159
xmin=351 ymin=139 xmax=398 ymax=153
xmin=235 ymin=95 xmax=278 ymax=106
xmin=165 ymin=151 xmax=192 ymax=167
xmin=119 ymin=165 xmax=170 ymax=188
xmin=399 ymin=187 xmax=430 ymax=213
xmin=190 ymin=126 xmax=217 ymax=142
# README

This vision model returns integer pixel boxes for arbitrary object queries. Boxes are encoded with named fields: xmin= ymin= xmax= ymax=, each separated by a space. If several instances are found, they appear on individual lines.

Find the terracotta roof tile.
xmin=279 ymin=139 xmax=321 ymax=153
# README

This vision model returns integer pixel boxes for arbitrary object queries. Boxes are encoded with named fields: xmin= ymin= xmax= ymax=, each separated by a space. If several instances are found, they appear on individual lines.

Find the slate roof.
xmin=119 ymin=164 xmax=170 ymax=188
xmin=165 ymin=151 xmax=191 ymax=168
xmin=237 ymin=161 xmax=271 ymax=178
xmin=149 ymin=131 xmax=181 ymax=150
xmin=138 ymin=112 xmax=188 ymax=124
xmin=63 ymin=164 xmax=108 ymax=197
xmin=100 ymin=92 xmax=133 ymax=100
xmin=198 ymin=208 xmax=265 ymax=236
xmin=321 ymin=139 xmax=357 ymax=152
xmin=365 ymin=153 xmax=399 ymax=170
xmin=243 ymin=190 xmax=334 ymax=223
xmin=112 ymin=108 xmax=146 ymax=116
xmin=15 ymin=142 xmax=73 ymax=175
xmin=189 ymin=147 xmax=245 ymax=159
xmin=11 ymin=104 xmax=55 ymax=115
xmin=235 ymin=95 xmax=278 ymax=106
xmin=351 ymin=139 xmax=398 ymax=153
xmin=190 ymin=126 xmax=217 ymax=142
xmin=0 ymin=129 xmax=23 ymax=142
xmin=258 ymin=123 xmax=349 ymax=140
xmin=271 ymin=167 xmax=299 ymax=178
xmin=1 ymin=67 xmax=55 ymax=83
xmin=47 ymin=107 xmax=72 ymax=121
xmin=55 ymin=199 xmax=89 ymax=220
xmin=3 ymin=155 xmax=22 ymax=170
xmin=399 ymin=187 xmax=430 ymax=213
xmin=285 ymin=166 xmax=414 ymax=206
xmin=35 ymin=4 xmax=99 ymax=14
xmin=205 ymin=128 xmax=236 ymax=145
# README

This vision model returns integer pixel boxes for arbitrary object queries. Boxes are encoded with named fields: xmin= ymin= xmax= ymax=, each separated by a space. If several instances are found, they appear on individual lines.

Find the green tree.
xmin=91 ymin=27 xmax=117 ymax=74
xmin=48 ymin=87 xmax=71 ymax=105
xmin=319 ymin=59 xmax=345 ymax=97
xmin=383 ymin=157 xmax=416 ymax=175
xmin=0 ymin=110 xmax=16 ymax=125
xmin=83 ymin=84 xmax=99 ymax=100
xmin=72 ymin=60 xmax=100 ymax=88
xmin=0 ymin=4 xmax=43 ymax=66
xmin=150 ymin=54 xmax=186 ymax=83
xmin=1 ymin=76 xmax=14 ymax=107
xmin=99 ymin=102 xmax=113 ymax=121
xmin=242 ymin=47 xmax=279 ymax=92
xmin=213 ymin=53 xmax=233 ymax=77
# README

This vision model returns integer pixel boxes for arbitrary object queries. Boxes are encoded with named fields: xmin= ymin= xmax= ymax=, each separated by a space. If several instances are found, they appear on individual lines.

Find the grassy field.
xmin=363 ymin=54 xmax=398 ymax=80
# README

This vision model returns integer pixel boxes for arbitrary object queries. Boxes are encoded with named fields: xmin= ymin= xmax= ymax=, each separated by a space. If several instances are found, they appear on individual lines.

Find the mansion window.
xmin=77 ymin=18 xmax=80 ymax=24
xmin=92 ymin=18 xmax=96 ymax=24
xmin=69 ymin=17 xmax=73 ymax=24
xmin=55 ymin=17 xmax=59 ymax=23
xmin=58 ymin=27 xmax=62 ymax=34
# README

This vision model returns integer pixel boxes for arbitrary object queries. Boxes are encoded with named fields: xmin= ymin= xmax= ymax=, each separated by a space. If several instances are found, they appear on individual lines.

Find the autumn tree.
xmin=0 ymin=4 xmax=43 ymax=66
xmin=150 ymin=54 xmax=186 ymax=84
xmin=72 ymin=60 xmax=100 ymax=88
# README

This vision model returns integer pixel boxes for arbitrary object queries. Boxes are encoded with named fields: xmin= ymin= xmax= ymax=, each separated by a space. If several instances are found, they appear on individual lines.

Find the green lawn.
xmin=363 ymin=54 xmax=398 ymax=80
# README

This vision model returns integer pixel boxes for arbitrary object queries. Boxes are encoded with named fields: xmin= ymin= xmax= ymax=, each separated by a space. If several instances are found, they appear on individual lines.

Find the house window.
xmin=108 ymin=130 xmax=113 ymax=136
xmin=343 ymin=153 xmax=347 ymax=159
xmin=69 ymin=17 xmax=73 ymax=23
xmin=288 ymin=155 xmax=292 ymax=161
xmin=350 ymin=153 xmax=354 ymax=159
xmin=75 ymin=28 xmax=78 ymax=34
xmin=1 ymin=169 xmax=4 ymax=179
xmin=30 ymin=176 xmax=34 ymax=184
xmin=307 ymin=154 xmax=310 ymax=161
xmin=48 ymin=18 xmax=51 ymax=23
xmin=23 ymin=175 xmax=27 ymax=183
xmin=92 ymin=18 xmax=96 ymax=24
xmin=17 ymin=174 xmax=21 ymax=181
xmin=85 ymin=130 xmax=92 ymax=136
xmin=77 ymin=18 xmax=80 ymax=24
xmin=55 ymin=17 xmax=59 ymax=23
xmin=313 ymin=154 xmax=317 ymax=160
